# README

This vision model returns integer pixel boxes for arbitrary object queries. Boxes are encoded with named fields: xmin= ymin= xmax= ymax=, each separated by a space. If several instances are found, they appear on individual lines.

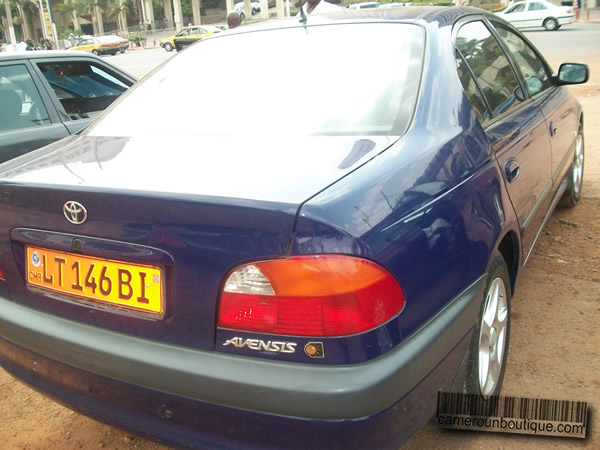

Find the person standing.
xmin=227 ymin=11 xmax=242 ymax=29
xmin=301 ymin=0 xmax=341 ymax=15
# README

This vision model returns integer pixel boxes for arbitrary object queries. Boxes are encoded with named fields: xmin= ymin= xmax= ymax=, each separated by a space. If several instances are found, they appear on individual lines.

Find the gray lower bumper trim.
xmin=0 ymin=275 xmax=485 ymax=420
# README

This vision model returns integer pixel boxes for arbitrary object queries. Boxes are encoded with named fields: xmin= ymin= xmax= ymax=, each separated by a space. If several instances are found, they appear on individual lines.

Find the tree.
xmin=53 ymin=0 xmax=87 ymax=31
xmin=106 ymin=0 xmax=129 ymax=32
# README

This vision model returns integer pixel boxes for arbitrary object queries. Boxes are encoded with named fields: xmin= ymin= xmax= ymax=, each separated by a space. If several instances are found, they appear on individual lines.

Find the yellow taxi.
xmin=160 ymin=26 xmax=217 ymax=52
xmin=68 ymin=36 xmax=120 ymax=56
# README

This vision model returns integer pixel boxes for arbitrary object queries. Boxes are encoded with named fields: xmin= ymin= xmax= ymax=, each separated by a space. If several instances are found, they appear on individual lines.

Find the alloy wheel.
xmin=478 ymin=276 xmax=508 ymax=398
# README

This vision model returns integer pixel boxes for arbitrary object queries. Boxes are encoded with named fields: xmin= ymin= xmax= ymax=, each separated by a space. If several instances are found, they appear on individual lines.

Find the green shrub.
xmin=129 ymin=32 xmax=146 ymax=46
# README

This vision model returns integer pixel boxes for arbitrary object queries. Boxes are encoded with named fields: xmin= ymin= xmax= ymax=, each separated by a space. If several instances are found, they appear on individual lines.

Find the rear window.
xmin=90 ymin=23 xmax=424 ymax=137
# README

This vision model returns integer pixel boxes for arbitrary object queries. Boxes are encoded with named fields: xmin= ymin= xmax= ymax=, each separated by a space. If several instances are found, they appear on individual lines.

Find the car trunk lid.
xmin=0 ymin=134 xmax=396 ymax=350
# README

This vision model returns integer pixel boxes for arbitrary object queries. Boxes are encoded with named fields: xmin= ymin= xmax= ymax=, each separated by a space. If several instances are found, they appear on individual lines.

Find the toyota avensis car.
xmin=0 ymin=7 xmax=587 ymax=449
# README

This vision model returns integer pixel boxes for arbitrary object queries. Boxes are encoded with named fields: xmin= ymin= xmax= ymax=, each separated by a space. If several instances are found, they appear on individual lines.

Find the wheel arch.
xmin=543 ymin=16 xmax=559 ymax=27
xmin=497 ymin=230 xmax=519 ymax=295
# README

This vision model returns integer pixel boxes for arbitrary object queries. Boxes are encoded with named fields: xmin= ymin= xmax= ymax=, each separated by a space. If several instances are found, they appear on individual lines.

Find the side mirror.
xmin=557 ymin=63 xmax=589 ymax=85
xmin=513 ymin=86 xmax=526 ymax=102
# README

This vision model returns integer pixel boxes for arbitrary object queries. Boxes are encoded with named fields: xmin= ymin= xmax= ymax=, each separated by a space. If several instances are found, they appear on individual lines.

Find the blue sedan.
xmin=0 ymin=7 xmax=587 ymax=448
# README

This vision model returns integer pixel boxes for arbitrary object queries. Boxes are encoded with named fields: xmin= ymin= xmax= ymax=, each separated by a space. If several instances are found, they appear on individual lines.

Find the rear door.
xmin=500 ymin=3 xmax=529 ymax=29
xmin=31 ymin=56 xmax=135 ymax=134
xmin=526 ymin=2 xmax=549 ymax=27
xmin=454 ymin=18 xmax=553 ymax=263
xmin=489 ymin=21 xmax=578 ymax=187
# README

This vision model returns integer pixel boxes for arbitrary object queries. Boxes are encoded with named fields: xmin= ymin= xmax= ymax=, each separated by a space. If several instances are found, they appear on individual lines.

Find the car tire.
xmin=163 ymin=42 xmax=173 ymax=52
xmin=252 ymin=7 xmax=258 ymax=14
xmin=240 ymin=11 xmax=245 ymax=19
xmin=92 ymin=50 xmax=100 ymax=56
xmin=464 ymin=251 xmax=511 ymax=399
xmin=543 ymin=18 xmax=559 ymax=31
xmin=559 ymin=123 xmax=584 ymax=208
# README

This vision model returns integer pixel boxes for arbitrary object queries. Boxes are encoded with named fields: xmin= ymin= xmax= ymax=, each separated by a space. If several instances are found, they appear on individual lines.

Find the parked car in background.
xmin=212 ymin=23 xmax=230 ymax=31
xmin=234 ymin=0 xmax=262 ymax=18
xmin=0 ymin=7 xmax=587 ymax=449
xmin=173 ymin=25 xmax=224 ymax=51
xmin=495 ymin=0 xmax=575 ymax=30
xmin=160 ymin=26 xmax=217 ymax=52
xmin=235 ymin=0 xmax=275 ymax=10
xmin=348 ymin=1 xmax=381 ymax=8
xmin=0 ymin=51 xmax=135 ymax=161
xmin=380 ymin=2 xmax=411 ymax=7
xmin=68 ymin=35 xmax=120 ymax=56
xmin=96 ymin=35 xmax=129 ymax=53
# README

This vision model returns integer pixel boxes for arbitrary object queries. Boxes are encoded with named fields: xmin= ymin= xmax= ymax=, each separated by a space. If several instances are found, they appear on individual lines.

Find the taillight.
xmin=218 ymin=255 xmax=404 ymax=337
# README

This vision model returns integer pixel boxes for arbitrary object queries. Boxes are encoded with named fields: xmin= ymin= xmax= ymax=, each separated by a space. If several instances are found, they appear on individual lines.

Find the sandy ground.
xmin=1 ymin=40 xmax=599 ymax=450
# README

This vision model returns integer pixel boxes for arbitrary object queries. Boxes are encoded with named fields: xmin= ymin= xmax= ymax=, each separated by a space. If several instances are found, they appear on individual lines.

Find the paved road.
xmin=108 ymin=46 xmax=175 ymax=79
xmin=523 ymin=22 xmax=600 ymax=71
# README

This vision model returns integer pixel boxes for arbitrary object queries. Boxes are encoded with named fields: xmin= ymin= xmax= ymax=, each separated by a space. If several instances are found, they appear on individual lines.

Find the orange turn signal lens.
xmin=218 ymin=255 xmax=404 ymax=337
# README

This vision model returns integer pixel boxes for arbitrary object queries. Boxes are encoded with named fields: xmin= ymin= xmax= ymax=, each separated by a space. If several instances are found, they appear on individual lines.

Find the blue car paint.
xmin=0 ymin=6 xmax=586 ymax=449
xmin=0 ymin=330 xmax=471 ymax=449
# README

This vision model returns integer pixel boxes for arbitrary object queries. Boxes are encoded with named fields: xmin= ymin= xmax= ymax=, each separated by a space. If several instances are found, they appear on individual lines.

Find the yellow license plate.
xmin=26 ymin=246 xmax=164 ymax=314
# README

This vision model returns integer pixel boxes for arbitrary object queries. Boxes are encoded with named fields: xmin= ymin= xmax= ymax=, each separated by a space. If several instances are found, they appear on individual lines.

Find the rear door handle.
xmin=504 ymin=158 xmax=520 ymax=182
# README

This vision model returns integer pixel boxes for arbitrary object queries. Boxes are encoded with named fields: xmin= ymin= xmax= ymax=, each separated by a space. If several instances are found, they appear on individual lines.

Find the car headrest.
xmin=0 ymin=89 xmax=22 ymax=117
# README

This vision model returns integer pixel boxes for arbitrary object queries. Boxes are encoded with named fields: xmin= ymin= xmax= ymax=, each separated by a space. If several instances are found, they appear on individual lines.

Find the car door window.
xmin=455 ymin=21 xmax=524 ymax=118
xmin=0 ymin=64 xmax=51 ymax=132
xmin=455 ymin=51 xmax=491 ymax=124
xmin=506 ymin=4 xmax=525 ymax=13
xmin=36 ymin=61 xmax=130 ymax=121
xmin=528 ymin=2 xmax=547 ymax=11
xmin=493 ymin=25 xmax=553 ymax=96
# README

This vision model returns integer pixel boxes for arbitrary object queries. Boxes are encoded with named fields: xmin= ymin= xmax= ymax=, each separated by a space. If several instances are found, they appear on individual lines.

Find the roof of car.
xmin=0 ymin=50 xmax=103 ymax=62
xmin=232 ymin=6 xmax=494 ymax=33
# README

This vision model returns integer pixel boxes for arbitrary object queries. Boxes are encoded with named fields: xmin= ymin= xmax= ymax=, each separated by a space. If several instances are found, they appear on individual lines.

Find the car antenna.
xmin=299 ymin=1 xmax=308 ymax=25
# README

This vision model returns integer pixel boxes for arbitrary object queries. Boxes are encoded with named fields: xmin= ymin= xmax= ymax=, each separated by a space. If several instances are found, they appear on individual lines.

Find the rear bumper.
xmin=0 ymin=275 xmax=485 ymax=447
xmin=558 ymin=15 xmax=575 ymax=25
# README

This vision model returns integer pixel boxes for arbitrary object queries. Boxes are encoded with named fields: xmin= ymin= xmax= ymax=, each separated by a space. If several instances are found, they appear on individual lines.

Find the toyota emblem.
xmin=63 ymin=201 xmax=88 ymax=225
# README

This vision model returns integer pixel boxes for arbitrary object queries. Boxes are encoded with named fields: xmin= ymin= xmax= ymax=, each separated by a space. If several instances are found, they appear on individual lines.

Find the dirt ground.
xmin=1 ymin=46 xmax=599 ymax=450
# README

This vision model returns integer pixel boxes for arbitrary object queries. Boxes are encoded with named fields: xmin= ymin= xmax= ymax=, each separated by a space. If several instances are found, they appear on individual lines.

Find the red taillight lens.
xmin=218 ymin=255 xmax=404 ymax=337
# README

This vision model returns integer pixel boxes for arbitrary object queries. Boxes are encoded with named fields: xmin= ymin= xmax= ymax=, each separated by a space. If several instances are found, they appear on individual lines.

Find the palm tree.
xmin=106 ymin=0 xmax=129 ymax=33
xmin=53 ymin=0 xmax=86 ymax=32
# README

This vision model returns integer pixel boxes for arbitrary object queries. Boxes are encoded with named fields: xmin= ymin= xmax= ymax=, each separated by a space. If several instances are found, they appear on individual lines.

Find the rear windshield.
xmin=90 ymin=23 xmax=424 ymax=137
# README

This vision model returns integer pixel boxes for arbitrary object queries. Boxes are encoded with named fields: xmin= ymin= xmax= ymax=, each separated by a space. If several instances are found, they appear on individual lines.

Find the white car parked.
xmin=348 ymin=2 xmax=381 ymax=9
xmin=495 ymin=0 xmax=575 ymax=31
xmin=234 ymin=0 xmax=261 ymax=18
